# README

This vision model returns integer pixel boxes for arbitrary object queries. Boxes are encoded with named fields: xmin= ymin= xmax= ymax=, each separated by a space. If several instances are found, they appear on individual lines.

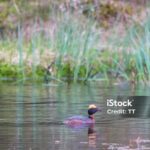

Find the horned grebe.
xmin=64 ymin=104 xmax=100 ymax=128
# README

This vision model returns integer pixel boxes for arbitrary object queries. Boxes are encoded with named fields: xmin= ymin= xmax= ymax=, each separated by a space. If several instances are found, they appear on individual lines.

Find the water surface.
xmin=0 ymin=81 xmax=150 ymax=150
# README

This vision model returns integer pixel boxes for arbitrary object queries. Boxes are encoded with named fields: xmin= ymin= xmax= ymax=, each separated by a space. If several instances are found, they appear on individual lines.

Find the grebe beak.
xmin=97 ymin=108 xmax=101 ymax=112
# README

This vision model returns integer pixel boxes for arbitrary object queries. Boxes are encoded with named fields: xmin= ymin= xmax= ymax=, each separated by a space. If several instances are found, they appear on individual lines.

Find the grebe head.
xmin=88 ymin=104 xmax=100 ymax=119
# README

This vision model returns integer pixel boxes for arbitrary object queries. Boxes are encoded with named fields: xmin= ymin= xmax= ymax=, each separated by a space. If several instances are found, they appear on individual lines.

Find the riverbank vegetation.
xmin=0 ymin=0 xmax=150 ymax=83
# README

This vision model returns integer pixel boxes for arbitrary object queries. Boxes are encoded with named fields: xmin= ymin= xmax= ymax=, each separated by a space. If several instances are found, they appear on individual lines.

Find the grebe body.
xmin=64 ymin=104 xmax=100 ymax=128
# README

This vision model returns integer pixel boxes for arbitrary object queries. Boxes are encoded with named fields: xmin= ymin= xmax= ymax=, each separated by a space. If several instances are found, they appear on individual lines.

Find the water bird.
xmin=64 ymin=104 xmax=101 ymax=128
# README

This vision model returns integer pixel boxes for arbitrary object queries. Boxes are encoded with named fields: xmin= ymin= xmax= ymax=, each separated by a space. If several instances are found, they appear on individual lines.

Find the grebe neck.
xmin=89 ymin=115 xmax=94 ymax=120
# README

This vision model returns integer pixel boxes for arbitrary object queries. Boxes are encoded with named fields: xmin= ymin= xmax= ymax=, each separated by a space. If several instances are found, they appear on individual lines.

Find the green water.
xmin=0 ymin=81 xmax=150 ymax=150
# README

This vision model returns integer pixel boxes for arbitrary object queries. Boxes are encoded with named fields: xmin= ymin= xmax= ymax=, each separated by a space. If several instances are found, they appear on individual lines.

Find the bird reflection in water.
xmin=88 ymin=125 xmax=97 ymax=148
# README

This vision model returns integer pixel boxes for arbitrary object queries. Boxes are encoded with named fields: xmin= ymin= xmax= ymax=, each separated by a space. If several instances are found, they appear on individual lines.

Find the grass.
xmin=117 ymin=16 xmax=150 ymax=82
xmin=52 ymin=14 xmax=102 ymax=81
xmin=0 ymin=12 xmax=150 ymax=83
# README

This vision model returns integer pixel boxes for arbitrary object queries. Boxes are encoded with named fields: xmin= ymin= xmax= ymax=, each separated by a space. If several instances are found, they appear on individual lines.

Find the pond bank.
xmin=0 ymin=47 xmax=149 ymax=84
xmin=0 ymin=12 xmax=150 ymax=83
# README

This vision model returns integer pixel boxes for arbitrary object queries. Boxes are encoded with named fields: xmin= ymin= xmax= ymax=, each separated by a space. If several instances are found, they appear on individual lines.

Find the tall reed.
xmin=17 ymin=23 xmax=25 ymax=80
xmin=48 ymin=13 xmax=102 ymax=81
xmin=116 ymin=16 xmax=150 ymax=82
